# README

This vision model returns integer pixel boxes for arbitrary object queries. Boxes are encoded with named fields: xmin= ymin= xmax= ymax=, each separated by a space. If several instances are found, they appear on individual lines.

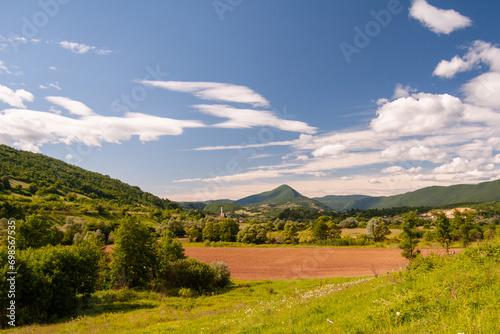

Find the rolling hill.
xmin=0 ymin=144 xmax=176 ymax=209
xmin=314 ymin=178 xmax=500 ymax=210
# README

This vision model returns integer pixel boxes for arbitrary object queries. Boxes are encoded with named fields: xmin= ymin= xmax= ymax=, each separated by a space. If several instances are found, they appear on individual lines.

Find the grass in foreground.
xmin=4 ymin=241 xmax=500 ymax=333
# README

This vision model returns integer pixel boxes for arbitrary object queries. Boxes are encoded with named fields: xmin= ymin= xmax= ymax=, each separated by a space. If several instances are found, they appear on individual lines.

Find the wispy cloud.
xmin=193 ymin=104 xmax=317 ymax=134
xmin=409 ymin=0 xmax=472 ymax=35
xmin=0 ymin=94 xmax=205 ymax=152
xmin=39 ymin=82 xmax=61 ymax=91
xmin=59 ymin=41 xmax=112 ymax=55
xmin=139 ymin=80 xmax=270 ymax=107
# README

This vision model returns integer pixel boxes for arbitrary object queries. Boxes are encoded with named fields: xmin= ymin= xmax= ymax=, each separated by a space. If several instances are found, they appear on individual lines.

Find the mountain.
xmin=314 ymin=179 xmax=500 ymax=210
xmin=234 ymin=184 xmax=305 ymax=206
xmin=0 ymin=144 xmax=176 ymax=209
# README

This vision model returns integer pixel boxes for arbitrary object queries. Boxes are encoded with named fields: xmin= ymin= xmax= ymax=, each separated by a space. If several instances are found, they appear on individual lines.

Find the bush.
xmin=159 ymin=258 xmax=215 ymax=292
xmin=210 ymin=261 xmax=231 ymax=288
xmin=0 ymin=241 xmax=105 ymax=327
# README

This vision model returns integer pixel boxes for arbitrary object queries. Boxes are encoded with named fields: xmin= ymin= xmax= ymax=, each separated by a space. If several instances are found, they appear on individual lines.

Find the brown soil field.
xmin=184 ymin=247 xmax=461 ymax=280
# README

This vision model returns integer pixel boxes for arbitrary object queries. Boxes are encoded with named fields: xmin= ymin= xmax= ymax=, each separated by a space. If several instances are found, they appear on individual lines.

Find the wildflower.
xmin=396 ymin=312 xmax=400 ymax=316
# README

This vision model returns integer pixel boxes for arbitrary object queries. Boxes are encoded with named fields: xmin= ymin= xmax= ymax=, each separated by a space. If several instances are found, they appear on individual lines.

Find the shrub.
xmin=0 ymin=241 xmax=105 ymax=327
xmin=159 ymin=258 xmax=215 ymax=292
xmin=210 ymin=261 xmax=231 ymax=288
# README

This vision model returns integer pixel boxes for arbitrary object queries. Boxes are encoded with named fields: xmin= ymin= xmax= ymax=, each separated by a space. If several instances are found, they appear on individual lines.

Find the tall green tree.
xmin=399 ymin=211 xmax=421 ymax=260
xmin=111 ymin=218 xmax=157 ymax=288
xmin=434 ymin=212 xmax=453 ymax=254
xmin=452 ymin=210 xmax=475 ymax=248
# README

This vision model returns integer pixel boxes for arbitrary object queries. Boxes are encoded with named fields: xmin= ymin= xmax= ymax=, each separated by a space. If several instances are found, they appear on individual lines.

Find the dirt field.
xmin=184 ymin=247 xmax=460 ymax=280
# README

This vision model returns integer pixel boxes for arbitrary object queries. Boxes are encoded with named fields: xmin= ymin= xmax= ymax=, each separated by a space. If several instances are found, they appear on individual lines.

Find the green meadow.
xmin=5 ymin=240 xmax=500 ymax=334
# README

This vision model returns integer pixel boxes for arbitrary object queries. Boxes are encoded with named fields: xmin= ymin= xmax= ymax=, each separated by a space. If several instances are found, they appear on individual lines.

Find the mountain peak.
xmin=234 ymin=184 xmax=304 ymax=206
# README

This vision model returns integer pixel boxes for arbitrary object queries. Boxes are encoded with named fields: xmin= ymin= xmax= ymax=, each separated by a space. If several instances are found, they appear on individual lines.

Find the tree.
xmin=366 ymin=217 xmax=391 ymax=242
xmin=17 ymin=214 xmax=58 ymax=249
xmin=237 ymin=225 xmax=268 ymax=244
xmin=452 ymin=210 xmax=475 ymax=248
xmin=158 ymin=230 xmax=186 ymax=263
xmin=283 ymin=222 xmax=299 ymax=244
xmin=218 ymin=218 xmax=239 ymax=242
xmin=313 ymin=216 xmax=341 ymax=240
xmin=111 ymin=218 xmax=157 ymax=287
xmin=399 ymin=211 xmax=421 ymax=260
xmin=340 ymin=217 xmax=358 ymax=228
xmin=202 ymin=221 xmax=220 ymax=242
xmin=434 ymin=212 xmax=452 ymax=254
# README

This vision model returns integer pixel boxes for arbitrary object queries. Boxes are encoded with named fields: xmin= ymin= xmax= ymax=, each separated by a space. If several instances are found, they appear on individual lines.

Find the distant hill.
xmin=235 ymin=184 xmax=305 ymax=206
xmin=314 ymin=179 xmax=500 ymax=210
xmin=203 ymin=202 xmax=244 ymax=215
xmin=0 ymin=144 xmax=176 ymax=209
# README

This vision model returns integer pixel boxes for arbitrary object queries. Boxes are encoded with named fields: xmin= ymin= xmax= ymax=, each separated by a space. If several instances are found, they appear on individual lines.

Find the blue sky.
xmin=1 ymin=0 xmax=500 ymax=202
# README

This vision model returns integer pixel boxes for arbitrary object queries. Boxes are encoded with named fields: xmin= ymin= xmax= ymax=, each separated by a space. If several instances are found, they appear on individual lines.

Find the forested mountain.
xmin=314 ymin=179 xmax=500 ymax=210
xmin=234 ymin=184 xmax=306 ymax=205
xmin=0 ymin=145 xmax=176 ymax=209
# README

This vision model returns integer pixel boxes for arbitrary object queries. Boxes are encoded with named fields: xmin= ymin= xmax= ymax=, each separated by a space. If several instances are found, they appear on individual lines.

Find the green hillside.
xmin=313 ymin=194 xmax=375 ymax=211
xmin=203 ymin=202 xmax=244 ymax=215
xmin=315 ymin=179 xmax=500 ymax=210
xmin=234 ymin=184 xmax=305 ymax=206
xmin=0 ymin=144 xmax=175 ymax=209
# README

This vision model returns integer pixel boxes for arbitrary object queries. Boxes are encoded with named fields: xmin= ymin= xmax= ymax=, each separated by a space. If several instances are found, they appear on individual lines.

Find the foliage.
xmin=399 ymin=211 xmax=421 ymax=260
xmin=433 ymin=212 xmax=452 ymax=253
xmin=451 ymin=210 xmax=477 ymax=247
xmin=283 ymin=222 xmax=299 ymax=244
xmin=111 ymin=218 xmax=157 ymax=288
xmin=366 ymin=217 xmax=391 ymax=242
xmin=210 ymin=261 xmax=231 ymax=288
xmin=0 ymin=144 xmax=178 ymax=209
xmin=16 ymin=214 xmax=60 ymax=250
xmin=313 ymin=216 xmax=341 ymax=241
xmin=0 ymin=241 xmax=105 ymax=327
xmin=237 ymin=224 xmax=269 ymax=244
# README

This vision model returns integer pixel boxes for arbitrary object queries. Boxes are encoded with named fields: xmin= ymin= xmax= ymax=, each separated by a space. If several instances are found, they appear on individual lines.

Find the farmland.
xmin=184 ymin=247 xmax=459 ymax=280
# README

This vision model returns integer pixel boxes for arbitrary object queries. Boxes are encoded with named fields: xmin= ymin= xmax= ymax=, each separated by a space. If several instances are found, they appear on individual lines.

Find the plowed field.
xmin=184 ymin=247 xmax=459 ymax=280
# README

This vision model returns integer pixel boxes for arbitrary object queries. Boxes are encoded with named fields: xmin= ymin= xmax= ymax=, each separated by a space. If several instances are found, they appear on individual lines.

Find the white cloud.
xmin=409 ymin=0 xmax=472 ymax=35
xmin=39 ymin=82 xmax=61 ymax=91
xmin=462 ymin=72 xmax=500 ymax=108
xmin=433 ymin=56 xmax=476 ymax=79
xmin=59 ymin=41 xmax=111 ymax=55
xmin=392 ymin=84 xmax=415 ymax=99
xmin=194 ymin=140 xmax=295 ymax=151
xmin=193 ymin=104 xmax=317 ymax=134
xmin=139 ymin=80 xmax=270 ymax=107
xmin=46 ymin=96 xmax=95 ymax=117
xmin=0 ymin=61 xmax=11 ymax=75
xmin=48 ymin=66 xmax=57 ymax=71
xmin=433 ymin=157 xmax=471 ymax=174
xmin=0 ymin=103 xmax=205 ymax=152
xmin=371 ymin=93 xmax=465 ymax=136
xmin=311 ymin=144 xmax=347 ymax=158
xmin=434 ymin=41 xmax=500 ymax=109
xmin=0 ymin=85 xmax=34 ymax=108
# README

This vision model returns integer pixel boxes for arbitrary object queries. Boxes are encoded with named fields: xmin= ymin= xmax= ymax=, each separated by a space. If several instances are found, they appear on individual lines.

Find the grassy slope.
xmin=8 ymin=241 xmax=500 ymax=333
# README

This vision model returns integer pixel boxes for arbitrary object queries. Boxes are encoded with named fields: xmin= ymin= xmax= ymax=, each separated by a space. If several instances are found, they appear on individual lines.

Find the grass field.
xmin=5 ymin=240 xmax=500 ymax=333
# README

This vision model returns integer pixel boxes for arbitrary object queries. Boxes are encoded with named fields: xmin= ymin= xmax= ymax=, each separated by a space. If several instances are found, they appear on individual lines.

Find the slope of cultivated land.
xmin=8 ymin=241 xmax=500 ymax=333
xmin=184 ymin=247 xmax=459 ymax=280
